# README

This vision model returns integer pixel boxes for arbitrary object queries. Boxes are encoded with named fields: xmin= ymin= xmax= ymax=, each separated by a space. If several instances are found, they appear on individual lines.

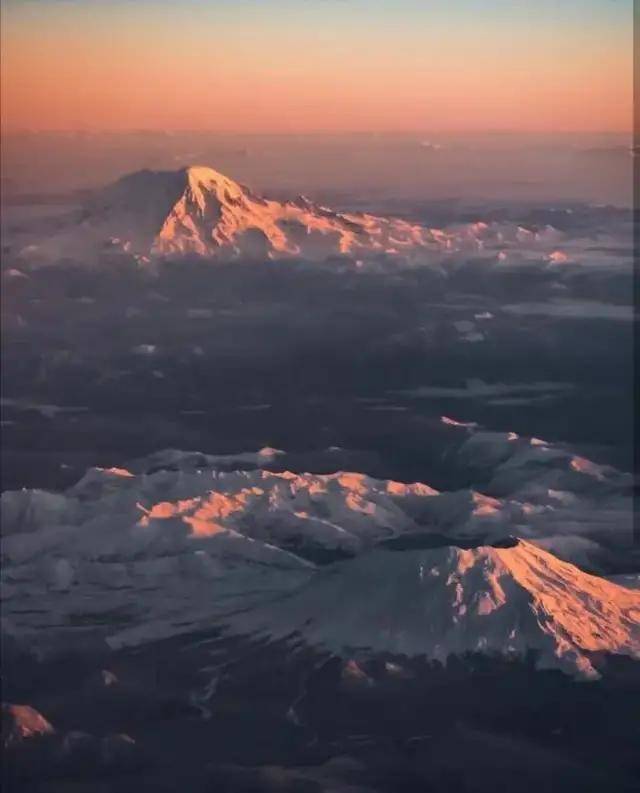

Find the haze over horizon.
xmin=1 ymin=0 xmax=633 ymax=135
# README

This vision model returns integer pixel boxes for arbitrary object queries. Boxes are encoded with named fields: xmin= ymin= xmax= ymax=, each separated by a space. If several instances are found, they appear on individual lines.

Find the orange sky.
xmin=1 ymin=1 xmax=633 ymax=133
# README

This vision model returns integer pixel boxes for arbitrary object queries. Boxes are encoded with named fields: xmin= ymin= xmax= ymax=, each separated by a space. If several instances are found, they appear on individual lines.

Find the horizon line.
xmin=1 ymin=127 xmax=633 ymax=137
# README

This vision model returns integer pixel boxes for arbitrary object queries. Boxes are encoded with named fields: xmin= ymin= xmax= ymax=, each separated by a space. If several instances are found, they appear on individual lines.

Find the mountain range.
xmin=2 ymin=428 xmax=637 ymax=678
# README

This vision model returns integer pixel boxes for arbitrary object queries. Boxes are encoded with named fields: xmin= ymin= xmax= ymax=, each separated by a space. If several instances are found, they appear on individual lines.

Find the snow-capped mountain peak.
xmin=149 ymin=163 xmax=432 ymax=260
xmin=22 ymin=164 xmax=573 ymax=266
xmin=229 ymin=538 xmax=640 ymax=678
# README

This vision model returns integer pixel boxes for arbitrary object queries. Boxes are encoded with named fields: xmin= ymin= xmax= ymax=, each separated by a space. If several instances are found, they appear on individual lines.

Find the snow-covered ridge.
xmin=24 ymin=165 xmax=580 ymax=266
xmin=149 ymin=165 xmax=510 ymax=261
xmin=228 ymin=539 xmax=640 ymax=679
xmin=1 ymin=429 xmax=635 ymax=675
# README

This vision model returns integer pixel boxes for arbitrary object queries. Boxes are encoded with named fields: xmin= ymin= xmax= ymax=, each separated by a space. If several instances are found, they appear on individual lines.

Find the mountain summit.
xmin=28 ymin=165 xmax=488 ymax=264
xmin=229 ymin=538 xmax=640 ymax=679
xmin=20 ymin=164 xmax=573 ymax=266
xmin=103 ymin=164 xmax=447 ymax=261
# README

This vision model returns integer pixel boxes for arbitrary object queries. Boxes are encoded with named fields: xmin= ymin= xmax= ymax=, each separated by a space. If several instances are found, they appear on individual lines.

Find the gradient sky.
xmin=1 ymin=0 xmax=633 ymax=133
